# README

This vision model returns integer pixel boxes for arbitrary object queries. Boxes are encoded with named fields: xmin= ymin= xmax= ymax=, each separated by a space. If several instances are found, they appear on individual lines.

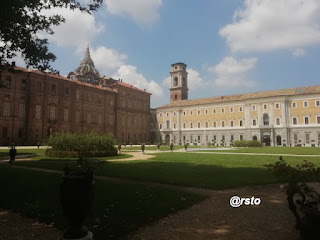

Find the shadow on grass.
xmin=0 ymin=165 xmax=205 ymax=240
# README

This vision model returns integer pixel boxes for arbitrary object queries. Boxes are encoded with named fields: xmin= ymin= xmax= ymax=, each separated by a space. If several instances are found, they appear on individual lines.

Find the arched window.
xmin=166 ymin=120 xmax=170 ymax=129
xmin=174 ymin=77 xmax=178 ymax=86
xmin=253 ymin=136 xmax=257 ymax=141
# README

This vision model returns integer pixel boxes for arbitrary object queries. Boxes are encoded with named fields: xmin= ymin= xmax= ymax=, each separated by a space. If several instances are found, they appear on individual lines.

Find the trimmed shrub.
xmin=46 ymin=132 xmax=118 ymax=158
xmin=233 ymin=140 xmax=262 ymax=147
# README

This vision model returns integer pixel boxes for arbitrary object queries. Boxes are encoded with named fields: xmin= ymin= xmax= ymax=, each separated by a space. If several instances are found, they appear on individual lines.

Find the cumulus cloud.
xmin=208 ymin=57 xmax=257 ymax=88
xmin=90 ymin=46 xmax=128 ymax=73
xmin=292 ymin=48 xmax=307 ymax=57
xmin=112 ymin=65 xmax=163 ymax=97
xmin=162 ymin=68 xmax=205 ymax=91
xmin=40 ymin=8 xmax=104 ymax=51
xmin=219 ymin=0 xmax=320 ymax=53
xmin=104 ymin=0 xmax=162 ymax=26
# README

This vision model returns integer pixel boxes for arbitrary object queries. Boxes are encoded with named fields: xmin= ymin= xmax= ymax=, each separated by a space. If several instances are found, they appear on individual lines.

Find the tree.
xmin=0 ymin=0 xmax=103 ymax=71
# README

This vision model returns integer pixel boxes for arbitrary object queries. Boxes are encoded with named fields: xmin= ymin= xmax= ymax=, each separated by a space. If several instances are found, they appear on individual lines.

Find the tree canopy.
xmin=0 ymin=0 xmax=103 ymax=71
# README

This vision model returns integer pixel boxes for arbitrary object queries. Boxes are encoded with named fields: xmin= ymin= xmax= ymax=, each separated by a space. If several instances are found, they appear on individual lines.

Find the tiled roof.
xmin=111 ymin=81 xmax=151 ymax=94
xmin=158 ymin=85 xmax=320 ymax=109
xmin=11 ymin=66 xmax=116 ymax=92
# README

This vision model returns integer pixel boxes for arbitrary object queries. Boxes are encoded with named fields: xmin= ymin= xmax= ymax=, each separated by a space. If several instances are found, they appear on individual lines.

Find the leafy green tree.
xmin=0 ymin=0 xmax=102 ymax=71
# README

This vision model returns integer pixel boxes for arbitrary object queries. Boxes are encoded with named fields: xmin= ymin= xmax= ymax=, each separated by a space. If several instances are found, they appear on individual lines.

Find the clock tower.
xmin=170 ymin=63 xmax=188 ymax=103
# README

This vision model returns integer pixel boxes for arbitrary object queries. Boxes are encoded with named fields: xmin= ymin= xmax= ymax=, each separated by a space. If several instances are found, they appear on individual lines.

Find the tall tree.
xmin=0 ymin=0 xmax=103 ymax=71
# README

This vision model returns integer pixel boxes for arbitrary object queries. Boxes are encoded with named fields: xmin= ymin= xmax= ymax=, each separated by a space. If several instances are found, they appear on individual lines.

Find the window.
xmin=294 ymin=133 xmax=298 ymax=143
xmin=230 ymin=120 xmax=234 ymax=127
xmin=166 ymin=112 xmax=169 ymax=117
xmin=49 ymin=106 xmax=56 ymax=121
xmin=174 ymin=95 xmax=177 ymax=100
xmin=190 ymin=110 xmax=193 ymax=116
xmin=87 ymin=113 xmax=91 ymax=123
xmin=160 ymin=113 xmax=162 ymax=117
xmin=98 ymin=95 xmax=102 ymax=104
xmin=98 ymin=114 xmax=102 ymax=124
xmin=263 ymin=104 xmax=268 ymax=110
xmin=19 ymin=104 xmax=25 ymax=118
xmin=316 ymin=100 xmax=320 ymax=107
xmin=221 ymin=108 xmax=225 ymax=113
xmin=190 ymin=122 xmax=193 ymax=128
xmin=64 ymin=109 xmax=69 ymax=122
xmin=76 ymin=89 xmax=80 ymax=100
xmin=36 ymin=82 xmax=42 ymax=92
xmin=197 ymin=110 xmax=201 ymax=115
xmin=197 ymin=122 xmax=201 ymax=128
xmin=205 ymin=109 xmax=208 ymax=115
xmin=276 ymin=117 xmax=281 ymax=125
xmin=21 ymin=79 xmax=26 ymax=91
xmin=64 ymin=87 xmax=69 ymax=97
xmin=303 ymin=101 xmax=308 ymax=108
xmin=275 ymin=103 xmax=280 ymax=109
xmin=173 ymin=112 xmax=176 ymax=116
xmin=231 ymin=135 xmax=234 ymax=141
xmin=166 ymin=120 xmax=170 ymax=129
xmin=317 ymin=116 xmax=320 ymax=124
xmin=205 ymin=121 xmax=209 ymax=128
xmin=198 ymin=136 xmax=201 ymax=142
xmin=3 ymin=102 xmax=10 ymax=117
xmin=239 ymin=106 xmax=243 ymax=112
xmin=252 ymin=119 xmax=256 ymax=126
xmin=75 ymin=111 xmax=80 ymax=123
xmin=292 ymin=102 xmax=297 ymax=108
xmin=2 ymin=127 xmax=8 ymax=138
xmin=183 ymin=111 xmax=186 ymax=116
xmin=173 ymin=123 xmax=176 ymax=129
xmin=35 ymin=105 xmax=41 ymax=119
xmin=240 ymin=135 xmax=243 ymax=140
xmin=213 ymin=121 xmax=217 ymax=128
xmin=252 ymin=105 xmax=256 ymax=111
xmin=292 ymin=117 xmax=297 ymax=125
xmin=51 ymin=84 xmax=56 ymax=95
xmin=305 ymin=116 xmax=309 ymax=124
xmin=306 ymin=133 xmax=310 ymax=144
xmin=222 ymin=135 xmax=225 ymax=141
xmin=213 ymin=108 xmax=216 ymax=114
xmin=221 ymin=120 xmax=225 ymax=127
xmin=239 ymin=120 xmax=243 ymax=127
xmin=183 ymin=122 xmax=186 ymax=128
xmin=159 ymin=123 xmax=162 ymax=129
xmin=230 ymin=107 xmax=234 ymax=113
xmin=5 ymin=76 xmax=11 ymax=89
xmin=18 ymin=128 xmax=24 ymax=138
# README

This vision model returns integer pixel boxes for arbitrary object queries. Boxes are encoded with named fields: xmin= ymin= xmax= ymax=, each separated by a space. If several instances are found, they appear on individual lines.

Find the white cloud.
xmin=112 ymin=65 xmax=163 ymax=97
xmin=104 ymin=0 xmax=162 ymax=26
xmin=90 ymin=46 xmax=128 ymax=73
xmin=292 ymin=48 xmax=307 ymax=57
xmin=208 ymin=57 xmax=257 ymax=88
xmin=40 ymin=8 xmax=104 ymax=51
xmin=219 ymin=0 xmax=320 ymax=52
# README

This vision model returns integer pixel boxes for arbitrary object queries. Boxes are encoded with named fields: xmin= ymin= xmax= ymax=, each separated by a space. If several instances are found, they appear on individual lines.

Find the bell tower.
xmin=170 ymin=63 xmax=188 ymax=103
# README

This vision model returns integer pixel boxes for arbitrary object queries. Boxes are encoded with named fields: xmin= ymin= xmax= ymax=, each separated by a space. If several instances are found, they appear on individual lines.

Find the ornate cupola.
xmin=68 ymin=44 xmax=100 ymax=84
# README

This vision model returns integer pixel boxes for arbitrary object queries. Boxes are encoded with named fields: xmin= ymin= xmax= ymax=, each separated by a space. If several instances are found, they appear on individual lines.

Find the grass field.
xmin=14 ymin=152 xmax=320 ymax=189
xmin=196 ymin=146 xmax=320 ymax=155
xmin=0 ymin=164 xmax=205 ymax=240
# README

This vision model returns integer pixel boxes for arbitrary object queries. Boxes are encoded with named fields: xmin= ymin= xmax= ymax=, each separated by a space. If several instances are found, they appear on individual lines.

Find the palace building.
xmin=152 ymin=63 xmax=320 ymax=147
xmin=0 ymin=46 xmax=151 ymax=145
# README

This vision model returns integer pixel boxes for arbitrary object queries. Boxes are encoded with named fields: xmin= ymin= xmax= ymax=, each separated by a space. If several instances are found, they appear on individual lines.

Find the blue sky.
xmin=14 ymin=0 xmax=320 ymax=107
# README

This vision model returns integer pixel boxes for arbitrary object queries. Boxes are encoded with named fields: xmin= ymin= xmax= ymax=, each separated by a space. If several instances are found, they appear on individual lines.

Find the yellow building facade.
xmin=152 ymin=63 xmax=320 ymax=146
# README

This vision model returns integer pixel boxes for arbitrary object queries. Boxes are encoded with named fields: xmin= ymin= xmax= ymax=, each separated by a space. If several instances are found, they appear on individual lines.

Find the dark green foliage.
xmin=0 ymin=0 xmax=102 ymax=71
xmin=233 ymin=140 xmax=262 ymax=147
xmin=46 ymin=132 xmax=117 ymax=157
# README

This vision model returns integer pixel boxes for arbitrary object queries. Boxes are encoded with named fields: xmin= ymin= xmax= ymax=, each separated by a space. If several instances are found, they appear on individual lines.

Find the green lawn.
xmin=15 ymin=152 xmax=320 ymax=189
xmin=196 ymin=146 xmax=320 ymax=155
xmin=0 ymin=164 xmax=205 ymax=240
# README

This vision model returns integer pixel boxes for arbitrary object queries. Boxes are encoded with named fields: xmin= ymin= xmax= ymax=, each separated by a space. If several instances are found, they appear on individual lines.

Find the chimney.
xmin=11 ymin=61 xmax=16 ymax=67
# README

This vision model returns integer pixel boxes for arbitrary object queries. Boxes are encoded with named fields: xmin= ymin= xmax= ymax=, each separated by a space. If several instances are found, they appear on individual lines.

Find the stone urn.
xmin=60 ymin=168 xmax=94 ymax=239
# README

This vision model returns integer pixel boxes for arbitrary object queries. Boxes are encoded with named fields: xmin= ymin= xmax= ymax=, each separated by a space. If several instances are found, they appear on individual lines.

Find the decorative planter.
xmin=60 ymin=171 xmax=94 ymax=239
xmin=299 ymin=205 xmax=320 ymax=240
